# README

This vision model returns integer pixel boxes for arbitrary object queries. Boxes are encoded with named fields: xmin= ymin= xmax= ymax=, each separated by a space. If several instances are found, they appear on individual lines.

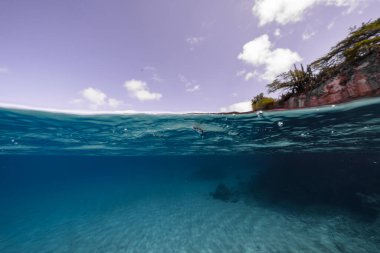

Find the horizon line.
xmin=0 ymin=102 xmax=213 ymax=115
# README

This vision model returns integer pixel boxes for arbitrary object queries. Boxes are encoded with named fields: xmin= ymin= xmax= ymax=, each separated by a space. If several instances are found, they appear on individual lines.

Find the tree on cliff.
xmin=266 ymin=64 xmax=315 ymax=95
xmin=265 ymin=18 xmax=380 ymax=103
xmin=312 ymin=18 xmax=380 ymax=71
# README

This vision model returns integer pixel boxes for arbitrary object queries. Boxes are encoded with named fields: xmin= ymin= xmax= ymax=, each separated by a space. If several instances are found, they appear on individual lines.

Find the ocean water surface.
xmin=1 ymin=98 xmax=380 ymax=252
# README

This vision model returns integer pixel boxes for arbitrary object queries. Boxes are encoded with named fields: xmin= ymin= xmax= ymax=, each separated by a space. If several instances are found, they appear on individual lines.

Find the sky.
xmin=0 ymin=0 xmax=379 ymax=113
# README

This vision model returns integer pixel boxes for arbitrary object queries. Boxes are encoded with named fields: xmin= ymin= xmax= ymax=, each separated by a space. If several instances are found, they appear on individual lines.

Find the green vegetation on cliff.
xmin=251 ymin=93 xmax=276 ymax=111
xmin=313 ymin=18 xmax=380 ymax=71
xmin=252 ymin=18 xmax=380 ymax=108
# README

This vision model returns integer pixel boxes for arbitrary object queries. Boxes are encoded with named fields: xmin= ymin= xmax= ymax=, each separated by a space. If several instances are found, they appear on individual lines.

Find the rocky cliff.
xmin=283 ymin=50 xmax=380 ymax=109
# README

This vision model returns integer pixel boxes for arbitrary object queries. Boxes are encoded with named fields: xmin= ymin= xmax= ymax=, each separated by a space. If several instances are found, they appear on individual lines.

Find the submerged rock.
xmin=211 ymin=184 xmax=232 ymax=201
xmin=211 ymin=183 xmax=238 ymax=202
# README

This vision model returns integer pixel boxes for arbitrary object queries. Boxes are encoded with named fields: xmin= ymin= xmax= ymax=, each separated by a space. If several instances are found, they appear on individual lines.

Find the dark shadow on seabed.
xmin=183 ymin=153 xmax=380 ymax=220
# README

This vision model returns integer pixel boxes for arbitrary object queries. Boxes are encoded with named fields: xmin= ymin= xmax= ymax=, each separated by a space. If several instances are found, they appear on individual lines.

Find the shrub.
xmin=251 ymin=94 xmax=276 ymax=111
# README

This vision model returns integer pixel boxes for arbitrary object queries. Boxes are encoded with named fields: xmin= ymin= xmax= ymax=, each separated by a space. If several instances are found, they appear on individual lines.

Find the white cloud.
xmin=79 ymin=87 xmax=122 ymax=109
xmin=81 ymin=87 xmax=107 ymax=106
xmin=124 ymin=79 xmax=162 ymax=101
xmin=107 ymin=98 xmax=122 ymax=108
xmin=336 ymin=0 xmax=363 ymax=14
xmin=186 ymin=85 xmax=200 ymax=92
xmin=141 ymin=66 xmax=156 ymax=72
xmin=244 ymin=71 xmax=258 ymax=81
xmin=252 ymin=0 xmax=363 ymax=26
xmin=238 ymin=34 xmax=302 ymax=81
xmin=237 ymin=69 xmax=258 ymax=81
xmin=141 ymin=66 xmax=165 ymax=83
xmin=69 ymin=98 xmax=84 ymax=105
xmin=220 ymin=101 xmax=252 ymax=113
xmin=0 ymin=67 xmax=9 ymax=74
xmin=236 ymin=70 xmax=246 ymax=77
xmin=245 ymin=72 xmax=255 ymax=81
xmin=302 ymin=30 xmax=316 ymax=40
xmin=327 ymin=21 xmax=335 ymax=30
xmin=186 ymin=36 xmax=204 ymax=45
xmin=178 ymin=74 xmax=201 ymax=93
xmin=274 ymin=28 xmax=281 ymax=37
xmin=152 ymin=73 xmax=164 ymax=83
xmin=178 ymin=74 xmax=187 ymax=83
xmin=186 ymin=36 xmax=205 ymax=51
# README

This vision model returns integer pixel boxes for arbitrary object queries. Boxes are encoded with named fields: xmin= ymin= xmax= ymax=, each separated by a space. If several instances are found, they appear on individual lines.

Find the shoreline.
xmin=217 ymin=94 xmax=380 ymax=115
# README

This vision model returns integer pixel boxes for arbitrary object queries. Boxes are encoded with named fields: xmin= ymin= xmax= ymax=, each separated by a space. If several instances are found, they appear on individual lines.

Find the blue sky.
xmin=0 ymin=0 xmax=379 ymax=112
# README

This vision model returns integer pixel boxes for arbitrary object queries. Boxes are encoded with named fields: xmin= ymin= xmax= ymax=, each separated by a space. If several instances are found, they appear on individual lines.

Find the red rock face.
xmin=283 ymin=54 xmax=380 ymax=109
xmin=324 ymin=77 xmax=344 ymax=94
xmin=308 ymin=96 xmax=319 ymax=107
xmin=346 ymin=71 xmax=372 ymax=97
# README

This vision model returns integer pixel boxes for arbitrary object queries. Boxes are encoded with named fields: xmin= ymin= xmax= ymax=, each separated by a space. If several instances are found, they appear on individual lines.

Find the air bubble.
xmin=228 ymin=130 xmax=238 ymax=136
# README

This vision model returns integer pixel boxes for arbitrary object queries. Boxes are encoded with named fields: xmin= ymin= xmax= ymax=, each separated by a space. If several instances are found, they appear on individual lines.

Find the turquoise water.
xmin=1 ymin=98 xmax=380 ymax=252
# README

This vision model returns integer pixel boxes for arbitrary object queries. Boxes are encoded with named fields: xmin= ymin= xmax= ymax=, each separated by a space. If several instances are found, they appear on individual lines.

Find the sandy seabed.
xmin=1 ymin=180 xmax=379 ymax=253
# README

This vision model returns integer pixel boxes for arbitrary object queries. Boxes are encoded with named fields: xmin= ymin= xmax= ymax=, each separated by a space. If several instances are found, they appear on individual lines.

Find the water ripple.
xmin=1 ymin=98 xmax=380 ymax=155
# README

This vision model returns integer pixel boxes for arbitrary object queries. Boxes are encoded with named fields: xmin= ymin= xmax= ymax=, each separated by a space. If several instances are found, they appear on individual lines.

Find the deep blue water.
xmin=1 ymin=98 xmax=380 ymax=252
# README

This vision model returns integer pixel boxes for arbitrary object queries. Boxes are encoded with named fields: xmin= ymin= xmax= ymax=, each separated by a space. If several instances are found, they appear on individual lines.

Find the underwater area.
xmin=1 ymin=98 xmax=380 ymax=253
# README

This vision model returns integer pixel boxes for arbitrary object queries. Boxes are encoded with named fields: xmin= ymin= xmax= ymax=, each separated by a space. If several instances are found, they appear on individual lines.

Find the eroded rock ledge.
xmin=283 ymin=50 xmax=380 ymax=109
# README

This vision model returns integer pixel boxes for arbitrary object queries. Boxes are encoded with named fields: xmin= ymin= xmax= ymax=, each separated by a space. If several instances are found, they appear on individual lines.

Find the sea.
xmin=1 ymin=98 xmax=380 ymax=253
